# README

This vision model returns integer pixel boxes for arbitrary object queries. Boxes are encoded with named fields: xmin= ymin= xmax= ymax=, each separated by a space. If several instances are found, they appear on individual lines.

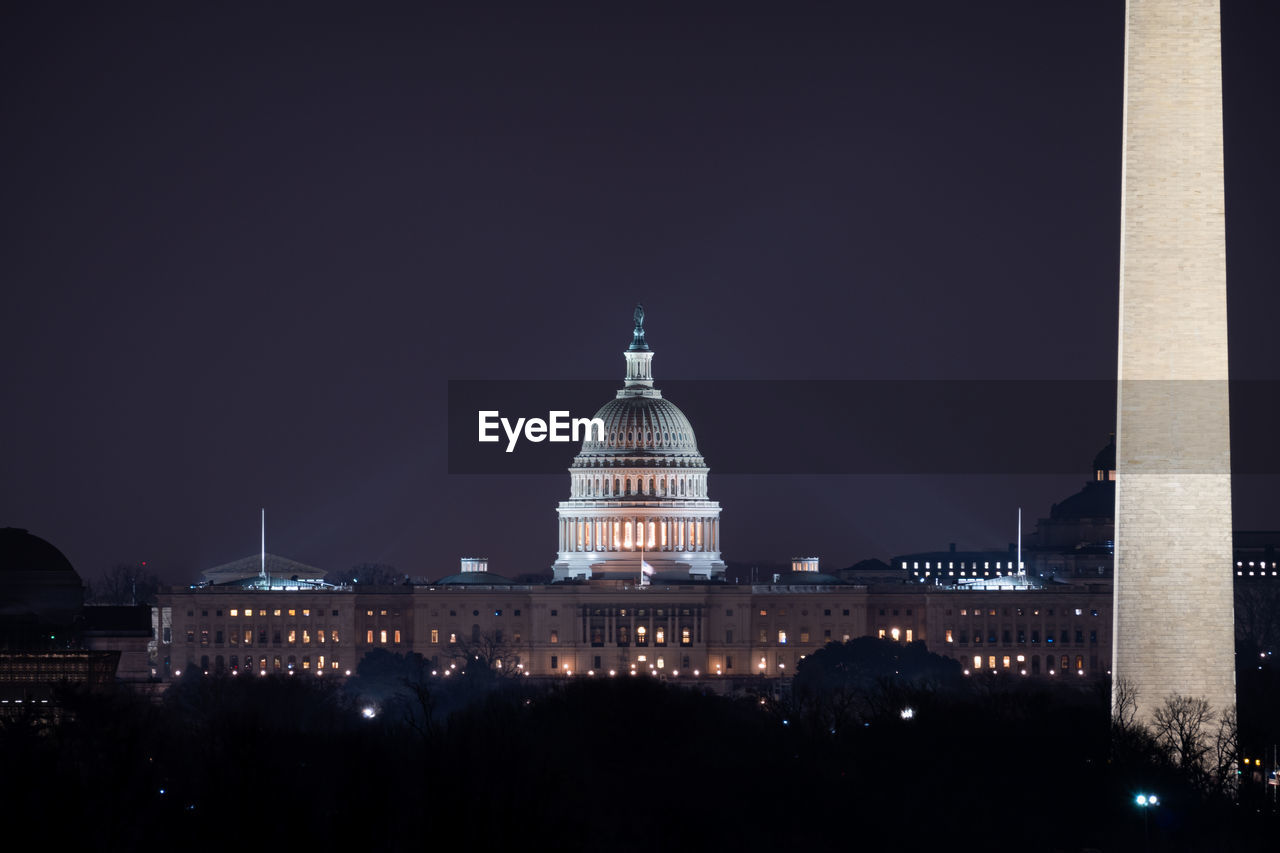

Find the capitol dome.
xmin=578 ymin=395 xmax=703 ymax=460
xmin=552 ymin=306 xmax=725 ymax=581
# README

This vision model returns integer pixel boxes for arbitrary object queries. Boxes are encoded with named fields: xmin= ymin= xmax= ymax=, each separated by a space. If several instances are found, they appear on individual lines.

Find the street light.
xmin=1134 ymin=792 xmax=1158 ymax=852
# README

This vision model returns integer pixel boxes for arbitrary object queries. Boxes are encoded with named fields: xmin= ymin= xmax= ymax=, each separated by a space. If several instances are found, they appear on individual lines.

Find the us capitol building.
xmin=144 ymin=308 xmax=1113 ymax=684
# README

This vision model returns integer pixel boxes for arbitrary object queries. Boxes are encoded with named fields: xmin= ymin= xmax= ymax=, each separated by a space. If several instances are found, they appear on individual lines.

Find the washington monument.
xmin=1113 ymin=0 xmax=1235 ymax=721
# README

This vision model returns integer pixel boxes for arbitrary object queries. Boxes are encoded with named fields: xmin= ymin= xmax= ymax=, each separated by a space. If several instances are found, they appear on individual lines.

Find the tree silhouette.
xmin=327 ymin=562 xmax=403 ymax=586
xmin=86 ymin=562 xmax=160 ymax=605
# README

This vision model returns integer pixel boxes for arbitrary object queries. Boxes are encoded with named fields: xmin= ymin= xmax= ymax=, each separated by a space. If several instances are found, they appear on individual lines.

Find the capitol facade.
xmin=553 ymin=306 xmax=725 ymax=581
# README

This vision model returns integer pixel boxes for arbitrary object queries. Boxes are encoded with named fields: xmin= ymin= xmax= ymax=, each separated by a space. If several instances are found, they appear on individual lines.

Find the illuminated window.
xmin=366 ymin=610 xmax=373 ymax=616
xmin=379 ymin=629 xmax=388 ymax=644
xmin=303 ymin=630 xmax=311 ymax=644
xmin=890 ymin=627 xmax=901 ymax=642
xmin=431 ymin=629 xmax=439 ymax=644
xmin=988 ymin=656 xmax=996 ymax=669
xmin=302 ymin=609 xmax=310 ymax=617
xmin=318 ymin=655 xmax=325 ymax=669
xmin=759 ymin=609 xmax=767 ymax=617
xmin=655 ymin=627 xmax=665 ymax=645
xmin=302 ymin=656 xmax=310 ymax=670
xmin=973 ymin=655 xmax=982 ymax=669
xmin=318 ymin=630 xmax=326 ymax=643
xmin=945 ymin=629 xmax=954 ymax=643
xmin=681 ymin=628 xmax=691 ymax=646
xmin=550 ymin=630 xmax=559 ymax=644
xmin=287 ymin=629 xmax=296 ymax=644
xmin=366 ymin=630 xmax=374 ymax=643
xmin=288 ymin=609 xmax=296 ymax=617
xmin=273 ymin=655 xmax=281 ymax=670
xmin=394 ymin=630 xmax=401 ymax=644
xmin=258 ymin=610 xmax=266 ymax=616
xmin=449 ymin=633 xmax=457 ymax=643
xmin=1002 ymin=655 xmax=1011 ymax=669
xmin=244 ymin=630 xmax=252 ymax=645
xmin=877 ymin=629 xmax=886 ymax=639
xmin=273 ymin=609 xmax=281 ymax=617
xmin=380 ymin=610 xmax=387 ymax=616
xmin=905 ymin=629 xmax=913 ymax=642
xmin=777 ymin=630 xmax=788 ymax=645
xmin=331 ymin=660 xmax=339 ymax=670
xmin=799 ymin=631 xmax=810 ymax=644
xmin=636 ymin=625 xmax=647 ymax=646
xmin=230 ymin=609 xmax=238 ymax=617
xmin=331 ymin=630 xmax=339 ymax=644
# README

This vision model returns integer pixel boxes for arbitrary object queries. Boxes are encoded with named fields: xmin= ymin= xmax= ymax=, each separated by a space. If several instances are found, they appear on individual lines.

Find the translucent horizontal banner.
xmin=446 ymin=380 xmax=1279 ymax=475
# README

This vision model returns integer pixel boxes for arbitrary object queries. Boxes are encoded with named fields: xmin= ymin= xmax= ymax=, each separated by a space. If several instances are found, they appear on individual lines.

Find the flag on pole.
xmin=641 ymin=558 xmax=654 ymax=577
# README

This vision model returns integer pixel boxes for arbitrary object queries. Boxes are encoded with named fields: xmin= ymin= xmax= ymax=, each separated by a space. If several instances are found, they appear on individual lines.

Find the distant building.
xmin=0 ymin=527 xmax=150 ymax=705
xmin=154 ymin=312 xmax=1113 ymax=685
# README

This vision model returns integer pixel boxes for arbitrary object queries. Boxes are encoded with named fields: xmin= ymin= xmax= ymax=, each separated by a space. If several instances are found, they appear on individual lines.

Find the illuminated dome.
xmin=553 ymin=306 xmax=725 ymax=581
xmin=578 ymin=396 xmax=703 ymax=460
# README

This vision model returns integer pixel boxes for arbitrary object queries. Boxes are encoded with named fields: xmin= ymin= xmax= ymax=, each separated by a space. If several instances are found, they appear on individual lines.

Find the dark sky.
xmin=4 ymin=2 xmax=1278 ymax=584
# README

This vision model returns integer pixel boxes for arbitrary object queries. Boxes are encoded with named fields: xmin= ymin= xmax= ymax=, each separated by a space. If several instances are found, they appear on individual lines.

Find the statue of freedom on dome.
xmin=629 ymin=303 xmax=649 ymax=351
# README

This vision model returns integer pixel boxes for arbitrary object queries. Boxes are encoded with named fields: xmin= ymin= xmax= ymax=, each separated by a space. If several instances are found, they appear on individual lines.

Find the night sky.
xmin=4 ymin=2 xmax=1278 ymax=584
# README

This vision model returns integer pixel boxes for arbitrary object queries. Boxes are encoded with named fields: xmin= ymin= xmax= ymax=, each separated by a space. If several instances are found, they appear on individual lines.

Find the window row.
xmin=187 ymin=628 xmax=341 ymax=646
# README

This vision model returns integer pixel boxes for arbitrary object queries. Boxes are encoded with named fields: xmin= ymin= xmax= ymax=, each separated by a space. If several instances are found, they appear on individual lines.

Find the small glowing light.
xmin=672 ymin=670 xmax=679 ymax=676
xmin=174 ymin=670 xmax=182 ymax=677
xmin=609 ymin=669 xmax=616 ymax=676
xmin=693 ymin=669 xmax=699 ymax=676
xmin=900 ymin=707 xmax=915 ymax=720
xmin=345 ymin=670 xmax=351 ymax=676
xmin=1136 ymin=795 xmax=1147 ymax=806
xmin=588 ymin=670 xmax=595 ymax=676
xmin=362 ymin=706 xmax=377 ymax=719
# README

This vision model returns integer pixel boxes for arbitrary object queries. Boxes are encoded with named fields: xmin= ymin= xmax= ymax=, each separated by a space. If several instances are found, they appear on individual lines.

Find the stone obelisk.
xmin=1113 ymin=0 xmax=1235 ymax=722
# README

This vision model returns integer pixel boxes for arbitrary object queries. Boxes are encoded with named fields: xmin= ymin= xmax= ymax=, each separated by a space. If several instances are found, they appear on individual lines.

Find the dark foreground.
xmin=4 ymin=640 xmax=1276 ymax=852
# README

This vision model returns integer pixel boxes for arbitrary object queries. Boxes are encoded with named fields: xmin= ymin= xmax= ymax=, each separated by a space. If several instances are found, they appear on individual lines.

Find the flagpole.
xmin=261 ymin=508 xmax=267 ymax=584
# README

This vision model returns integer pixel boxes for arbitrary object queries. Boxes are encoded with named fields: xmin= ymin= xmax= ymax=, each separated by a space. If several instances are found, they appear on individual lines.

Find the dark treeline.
xmin=3 ymin=639 xmax=1276 ymax=852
